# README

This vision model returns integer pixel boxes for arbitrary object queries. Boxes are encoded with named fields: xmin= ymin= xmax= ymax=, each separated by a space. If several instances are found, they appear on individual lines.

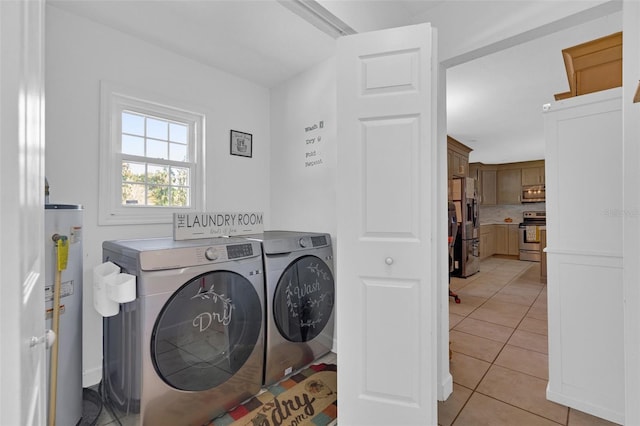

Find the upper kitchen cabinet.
xmin=469 ymin=163 xmax=497 ymax=205
xmin=447 ymin=136 xmax=472 ymax=179
xmin=480 ymin=167 xmax=497 ymax=205
xmin=497 ymin=168 xmax=522 ymax=204
xmin=554 ymin=32 xmax=622 ymax=100
xmin=521 ymin=160 xmax=546 ymax=185
xmin=471 ymin=160 xmax=545 ymax=205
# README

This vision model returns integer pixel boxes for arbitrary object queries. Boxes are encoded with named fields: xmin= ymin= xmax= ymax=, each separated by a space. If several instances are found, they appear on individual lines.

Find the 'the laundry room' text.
xmin=179 ymin=212 xmax=262 ymax=228
xmin=173 ymin=211 xmax=264 ymax=240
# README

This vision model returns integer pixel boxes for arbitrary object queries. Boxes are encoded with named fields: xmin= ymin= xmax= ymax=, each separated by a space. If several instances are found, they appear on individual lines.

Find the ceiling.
xmin=47 ymin=0 xmax=623 ymax=164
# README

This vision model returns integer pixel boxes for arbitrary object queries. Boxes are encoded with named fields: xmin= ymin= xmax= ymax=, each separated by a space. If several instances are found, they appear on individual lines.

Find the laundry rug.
xmin=207 ymin=363 xmax=337 ymax=426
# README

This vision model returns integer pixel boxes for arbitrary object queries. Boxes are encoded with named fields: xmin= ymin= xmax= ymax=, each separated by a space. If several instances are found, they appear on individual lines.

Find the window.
xmin=100 ymin=82 xmax=205 ymax=225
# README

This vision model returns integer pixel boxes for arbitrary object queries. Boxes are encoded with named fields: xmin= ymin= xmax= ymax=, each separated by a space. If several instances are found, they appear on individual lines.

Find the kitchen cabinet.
xmin=522 ymin=165 xmax=545 ymax=185
xmin=497 ymin=168 xmax=521 ymax=204
xmin=468 ymin=163 xmax=480 ymax=181
xmin=508 ymin=225 xmax=519 ymax=256
xmin=480 ymin=169 xmax=497 ymax=205
xmin=471 ymin=160 xmax=544 ymax=206
xmin=495 ymin=225 xmax=508 ymax=254
xmin=447 ymin=136 xmax=472 ymax=179
xmin=480 ymin=225 xmax=496 ymax=259
xmin=451 ymin=151 xmax=468 ymax=177
xmin=494 ymin=224 xmax=520 ymax=256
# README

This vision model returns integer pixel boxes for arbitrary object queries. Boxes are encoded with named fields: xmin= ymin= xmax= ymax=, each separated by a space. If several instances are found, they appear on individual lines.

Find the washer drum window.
xmin=273 ymin=255 xmax=335 ymax=343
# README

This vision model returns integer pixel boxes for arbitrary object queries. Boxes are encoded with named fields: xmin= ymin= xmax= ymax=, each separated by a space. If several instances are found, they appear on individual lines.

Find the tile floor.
xmin=439 ymin=256 xmax=620 ymax=426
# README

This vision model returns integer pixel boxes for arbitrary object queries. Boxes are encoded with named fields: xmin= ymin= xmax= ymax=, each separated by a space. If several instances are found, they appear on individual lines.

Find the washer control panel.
xmin=298 ymin=235 xmax=328 ymax=249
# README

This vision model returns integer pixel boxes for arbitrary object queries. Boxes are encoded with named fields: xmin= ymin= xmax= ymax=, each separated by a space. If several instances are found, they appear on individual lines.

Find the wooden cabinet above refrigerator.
xmin=447 ymin=136 xmax=472 ymax=179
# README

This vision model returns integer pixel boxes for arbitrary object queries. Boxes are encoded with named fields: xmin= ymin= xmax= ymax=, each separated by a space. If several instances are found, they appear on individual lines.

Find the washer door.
xmin=273 ymin=255 xmax=335 ymax=343
xmin=151 ymin=271 xmax=262 ymax=391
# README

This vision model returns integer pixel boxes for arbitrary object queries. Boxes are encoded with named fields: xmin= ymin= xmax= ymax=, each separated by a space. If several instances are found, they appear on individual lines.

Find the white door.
xmin=337 ymin=23 xmax=439 ymax=425
xmin=0 ymin=0 xmax=47 ymax=424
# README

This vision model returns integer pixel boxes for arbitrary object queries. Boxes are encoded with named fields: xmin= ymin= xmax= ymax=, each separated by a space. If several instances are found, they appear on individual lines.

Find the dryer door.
xmin=151 ymin=270 xmax=262 ymax=391
xmin=273 ymin=255 xmax=335 ymax=343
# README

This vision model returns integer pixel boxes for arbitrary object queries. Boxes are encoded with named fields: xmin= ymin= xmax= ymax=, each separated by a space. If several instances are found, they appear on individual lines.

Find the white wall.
xmin=269 ymin=58 xmax=337 ymax=236
xmin=269 ymin=58 xmax=337 ymax=349
xmin=435 ymin=0 xmax=620 ymax=66
xmin=45 ymin=6 xmax=271 ymax=386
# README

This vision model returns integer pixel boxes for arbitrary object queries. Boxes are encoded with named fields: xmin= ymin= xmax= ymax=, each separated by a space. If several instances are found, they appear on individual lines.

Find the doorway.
xmin=440 ymin=4 xmax=623 ymax=425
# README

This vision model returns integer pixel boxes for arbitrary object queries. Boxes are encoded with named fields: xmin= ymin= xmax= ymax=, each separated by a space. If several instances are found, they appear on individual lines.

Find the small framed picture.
xmin=230 ymin=130 xmax=252 ymax=158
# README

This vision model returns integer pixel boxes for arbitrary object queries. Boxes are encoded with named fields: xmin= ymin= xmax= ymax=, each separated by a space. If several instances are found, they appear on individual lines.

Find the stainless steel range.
xmin=518 ymin=211 xmax=546 ymax=262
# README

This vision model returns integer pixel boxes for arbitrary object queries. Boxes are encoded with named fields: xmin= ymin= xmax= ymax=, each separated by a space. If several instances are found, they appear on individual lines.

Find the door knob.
xmin=385 ymin=257 xmax=394 ymax=265
xmin=30 ymin=329 xmax=56 ymax=349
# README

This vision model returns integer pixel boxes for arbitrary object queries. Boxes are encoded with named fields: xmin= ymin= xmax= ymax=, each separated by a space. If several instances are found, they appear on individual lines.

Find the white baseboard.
xmin=83 ymin=365 xmax=102 ymax=388
xmin=438 ymin=372 xmax=453 ymax=401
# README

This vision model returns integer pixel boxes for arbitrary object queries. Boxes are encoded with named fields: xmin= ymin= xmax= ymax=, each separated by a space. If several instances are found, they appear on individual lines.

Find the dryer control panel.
xmin=109 ymin=239 xmax=262 ymax=271
xmin=227 ymin=243 xmax=254 ymax=259
xmin=198 ymin=243 xmax=254 ymax=263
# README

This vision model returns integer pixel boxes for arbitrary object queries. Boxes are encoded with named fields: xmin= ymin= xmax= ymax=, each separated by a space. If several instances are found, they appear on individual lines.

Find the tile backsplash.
xmin=480 ymin=203 xmax=546 ymax=224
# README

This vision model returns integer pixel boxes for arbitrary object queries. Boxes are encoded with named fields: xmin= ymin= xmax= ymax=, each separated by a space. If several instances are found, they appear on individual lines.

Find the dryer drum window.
xmin=150 ymin=270 xmax=262 ymax=391
xmin=273 ymin=255 xmax=335 ymax=343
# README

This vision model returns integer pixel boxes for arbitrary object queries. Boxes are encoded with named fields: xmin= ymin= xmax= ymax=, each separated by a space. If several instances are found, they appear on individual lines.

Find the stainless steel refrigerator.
xmin=450 ymin=177 xmax=479 ymax=277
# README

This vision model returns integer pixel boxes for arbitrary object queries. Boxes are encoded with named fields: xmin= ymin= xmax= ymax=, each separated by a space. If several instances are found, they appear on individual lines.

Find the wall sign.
xmin=173 ymin=212 xmax=264 ymax=240
xmin=304 ymin=120 xmax=325 ymax=168
xmin=230 ymin=130 xmax=252 ymax=158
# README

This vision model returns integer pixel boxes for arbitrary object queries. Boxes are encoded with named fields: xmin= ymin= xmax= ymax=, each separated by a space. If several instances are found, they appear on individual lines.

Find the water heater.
xmin=45 ymin=204 xmax=83 ymax=426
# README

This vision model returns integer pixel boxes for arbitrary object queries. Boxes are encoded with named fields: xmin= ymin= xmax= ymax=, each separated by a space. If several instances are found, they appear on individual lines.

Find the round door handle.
xmin=385 ymin=257 xmax=394 ymax=265
xmin=30 ymin=329 xmax=56 ymax=349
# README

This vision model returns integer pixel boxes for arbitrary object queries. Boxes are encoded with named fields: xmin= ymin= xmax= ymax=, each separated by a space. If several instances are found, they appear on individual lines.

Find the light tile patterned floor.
xmin=439 ymin=257 xmax=621 ymax=426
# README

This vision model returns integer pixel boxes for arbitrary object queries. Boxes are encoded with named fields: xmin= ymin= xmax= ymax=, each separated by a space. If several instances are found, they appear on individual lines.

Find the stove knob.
xmin=204 ymin=247 xmax=218 ymax=261
xmin=299 ymin=237 xmax=309 ymax=248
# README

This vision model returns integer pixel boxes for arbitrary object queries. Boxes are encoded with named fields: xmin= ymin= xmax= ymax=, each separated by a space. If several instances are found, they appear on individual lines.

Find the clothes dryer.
xmin=246 ymin=231 xmax=335 ymax=386
xmin=102 ymin=237 xmax=264 ymax=425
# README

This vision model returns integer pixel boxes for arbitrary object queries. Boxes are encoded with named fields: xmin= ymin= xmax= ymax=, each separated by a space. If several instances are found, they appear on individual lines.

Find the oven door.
xmin=520 ymin=224 xmax=541 ymax=245
xmin=518 ymin=224 xmax=542 ymax=261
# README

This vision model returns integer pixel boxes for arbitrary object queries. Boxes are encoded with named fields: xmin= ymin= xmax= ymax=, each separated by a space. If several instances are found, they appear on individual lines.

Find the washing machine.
xmin=102 ymin=237 xmax=265 ymax=425
xmin=246 ymin=231 xmax=335 ymax=386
